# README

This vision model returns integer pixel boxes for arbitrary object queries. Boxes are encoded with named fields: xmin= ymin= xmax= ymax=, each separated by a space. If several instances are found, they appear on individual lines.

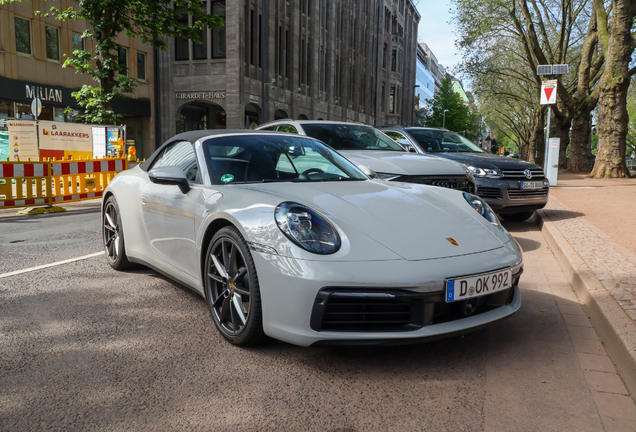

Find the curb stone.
xmin=535 ymin=206 xmax=636 ymax=402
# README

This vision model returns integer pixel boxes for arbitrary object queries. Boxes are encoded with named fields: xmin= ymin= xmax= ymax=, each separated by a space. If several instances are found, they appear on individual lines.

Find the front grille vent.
xmin=320 ymin=293 xmax=411 ymax=331
xmin=397 ymin=176 xmax=474 ymax=193
xmin=477 ymin=187 xmax=502 ymax=199
xmin=507 ymin=188 xmax=549 ymax=200
xmin=501 ymin=169 xmax=545 ymax=179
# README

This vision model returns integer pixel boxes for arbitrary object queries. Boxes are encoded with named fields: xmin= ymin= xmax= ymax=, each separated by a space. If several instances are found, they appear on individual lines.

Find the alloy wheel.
xmin=207 ymin=238 xmax=251 ymax=335
xmin=103 ymin=201 xmax=121 ymax=262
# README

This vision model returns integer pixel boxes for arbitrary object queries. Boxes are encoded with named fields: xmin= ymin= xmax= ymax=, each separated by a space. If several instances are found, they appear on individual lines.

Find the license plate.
xmin=521 ymin=181 xmax=544 ymax=190
xmin=446 ymin=269 xmax=512 ymax=302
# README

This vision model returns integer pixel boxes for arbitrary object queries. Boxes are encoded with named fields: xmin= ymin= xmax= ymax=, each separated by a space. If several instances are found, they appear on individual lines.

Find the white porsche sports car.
xmin=102 ymin=130 xmax=523 ymax=347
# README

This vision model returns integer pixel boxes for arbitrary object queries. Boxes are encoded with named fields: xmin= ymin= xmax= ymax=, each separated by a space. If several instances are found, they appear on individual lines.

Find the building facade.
xmin=156 ymin=0 xmax=420 ymax=144
xmin=0 ymin=0 xmax=155 ymax=159
xmin=418 ymin=42 xmax=445 ymax=92
xmin=415 ymin=43 xmax=435 ymax=108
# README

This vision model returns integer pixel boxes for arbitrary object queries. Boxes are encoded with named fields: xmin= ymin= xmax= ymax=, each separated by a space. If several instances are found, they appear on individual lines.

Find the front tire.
xmin=103 ymin=196 xmax=133 ymax=270
xmin=204 ymin=226 xmax=264 ymax=346
xmin=500 ymin=211 xmax=534 ymax=222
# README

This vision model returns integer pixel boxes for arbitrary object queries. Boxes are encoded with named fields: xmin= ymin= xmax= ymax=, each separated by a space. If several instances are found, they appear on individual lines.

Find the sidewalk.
xmin=535 ymin=173 xmax=636 ymax=401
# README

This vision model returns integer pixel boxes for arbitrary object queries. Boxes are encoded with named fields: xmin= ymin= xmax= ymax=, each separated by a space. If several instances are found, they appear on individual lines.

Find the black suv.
xmin=380 ymin=126 xmax=549 ymax=222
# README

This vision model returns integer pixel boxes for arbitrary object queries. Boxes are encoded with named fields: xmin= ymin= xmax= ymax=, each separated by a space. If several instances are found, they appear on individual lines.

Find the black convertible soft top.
xmin=139 ymin=129 xmax=283 ymax=171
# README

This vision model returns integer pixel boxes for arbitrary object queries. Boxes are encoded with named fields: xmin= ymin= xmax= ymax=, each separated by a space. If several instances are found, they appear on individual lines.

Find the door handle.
xmin=141 ymin=196 xmax=149 ymax=205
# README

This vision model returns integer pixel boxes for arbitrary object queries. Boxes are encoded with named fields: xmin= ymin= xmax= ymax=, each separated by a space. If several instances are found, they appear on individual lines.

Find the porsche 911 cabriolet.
xmin=102 ymin=130 xmax=523 ymax=347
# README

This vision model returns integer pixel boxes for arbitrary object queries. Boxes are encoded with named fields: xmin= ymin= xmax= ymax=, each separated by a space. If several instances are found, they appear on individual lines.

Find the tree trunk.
xmin=590 ymin=0 xmax=635 ymax=178
xmin=569 ymin=113 xmax=591 ymax=173
xmin=558 ymin=119 xmax=571 ymax=170
xmin=528 ymin=109 xmax=545 ymax=165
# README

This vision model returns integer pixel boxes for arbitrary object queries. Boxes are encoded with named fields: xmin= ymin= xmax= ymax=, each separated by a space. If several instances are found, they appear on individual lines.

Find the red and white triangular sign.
xmin=540 ymin=80 xmax=557 ymax=105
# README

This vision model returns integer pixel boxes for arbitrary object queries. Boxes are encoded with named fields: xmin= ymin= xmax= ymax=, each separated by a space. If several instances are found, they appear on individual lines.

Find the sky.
xmin=415 ymin=1 xmax=461 ymax=73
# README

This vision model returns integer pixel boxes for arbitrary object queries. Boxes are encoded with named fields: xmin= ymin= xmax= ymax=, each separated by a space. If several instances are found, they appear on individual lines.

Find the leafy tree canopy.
xmin=424 ymin=77 xmax=475 ymax=136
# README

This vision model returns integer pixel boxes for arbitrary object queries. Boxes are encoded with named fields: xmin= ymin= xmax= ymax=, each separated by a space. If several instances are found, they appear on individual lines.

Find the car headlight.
xmin=466 ymin=165 xmax=502 ymax=179
xmin=463 ymin=193 xmax=502 ymax=229
xmin=374 ymin=172 xmax=401 ymax=181
xmin=275 ymin=202 xmax=341 ymax=254
xmin=460 ymin=164 xmax=476 ymax=184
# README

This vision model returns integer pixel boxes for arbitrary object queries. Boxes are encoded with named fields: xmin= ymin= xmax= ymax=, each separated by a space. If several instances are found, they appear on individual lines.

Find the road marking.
xmin=0 ymin=251 xmax=105 ymax=279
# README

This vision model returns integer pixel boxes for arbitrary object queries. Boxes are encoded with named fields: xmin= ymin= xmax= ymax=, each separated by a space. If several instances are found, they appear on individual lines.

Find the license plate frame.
xmin=521 ymin=181 xmax=544 ymax=190
xmin=445 ymin=268 xmax=513 ymax=303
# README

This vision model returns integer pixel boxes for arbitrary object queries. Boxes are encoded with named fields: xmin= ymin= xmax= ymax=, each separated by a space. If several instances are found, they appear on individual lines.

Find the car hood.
xmin=238 ymin=180 xmax=504 ymax=261
xmin=435 ymin=152 xmax=542 ymax=171
xmin=338 ymin=150 xmax=467 ymax=176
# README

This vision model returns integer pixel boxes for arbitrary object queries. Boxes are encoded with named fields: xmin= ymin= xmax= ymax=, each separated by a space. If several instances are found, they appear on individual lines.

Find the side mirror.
xmin=148 ymin=166 xmax=190 ymax=194
xmin=357 ymin=164 xmax=376 ymax=178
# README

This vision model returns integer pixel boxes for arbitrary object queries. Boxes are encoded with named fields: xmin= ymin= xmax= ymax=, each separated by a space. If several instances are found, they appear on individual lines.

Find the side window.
xmin=277 ymin=125 xmax=299 ymax=133
xmin=149 ymin=141 xmax=199 ymax=182
xmin=260 ymin=126 xmax=278 ymax=131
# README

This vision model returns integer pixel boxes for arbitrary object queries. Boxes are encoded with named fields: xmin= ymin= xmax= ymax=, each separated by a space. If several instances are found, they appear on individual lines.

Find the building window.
xmin=250 ymin=10 xmax=255 ymax=66
xmin=382 ymin=43 xmax=387 ymax=69
xmin=175 ymin=7 xmax=189 ymax=60
xmin=72 ymin=33 xmax=83 ymax=52
xmin=390 ymin=85 xmax=395 ymax=113
xmin=391 ymin=49 xmax=397 ymax=72
xmin=137 ymin=53 xmax=146 ymax=80
xmin=193 ymin=9 xmax=208 ymax=59
xmin=14 ymin=17 xmax=31 ymax=55
xmin=211 ymin=1 xmax=226 ymax=58
xmin=45 ymin=26 xmax=60 ymax=61
xmin=118 ymin=47 xmax=127 ymax=75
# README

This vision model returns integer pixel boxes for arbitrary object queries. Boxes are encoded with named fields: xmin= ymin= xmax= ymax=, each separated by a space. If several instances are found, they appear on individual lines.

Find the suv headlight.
xmin=463 ymin=193 xmax=502 ymax=229
xmin=466 ymin=165 xmax=503 ymax=179
xmin=275 ymin=202 xmax=341 ymax=254
xmin=460 ymin=164 xmax=476 ymax=184
xmin=374 ymin=172 xmax=401 ymax=181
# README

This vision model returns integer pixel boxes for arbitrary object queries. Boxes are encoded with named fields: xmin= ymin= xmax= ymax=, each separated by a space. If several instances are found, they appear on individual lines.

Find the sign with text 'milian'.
xmin=540 ymin=80 xmax=557 ymax=105
xmin=38 ymin=120 xmax=93 ymax=160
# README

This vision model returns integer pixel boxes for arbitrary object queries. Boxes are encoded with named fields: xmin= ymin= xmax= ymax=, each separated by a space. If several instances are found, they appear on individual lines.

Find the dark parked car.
xmin=381 ymin=126 xmax=549 ymax=222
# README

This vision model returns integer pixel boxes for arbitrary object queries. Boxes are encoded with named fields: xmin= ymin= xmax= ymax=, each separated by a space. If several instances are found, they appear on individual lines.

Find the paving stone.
xmin=563 ymin=315 xmax=593 ymax=328
xmin=592 ymin=393 xmax=636 ymax=420
xmin=584 ymin=371 xmax=629 ymax=395
xmin=571 ymin=338 xmax=606 ymax=355
xmin=567 ymin=325 xmax=600 ymax=341
xmin=577 ymin=353 xmax=616 ymax=373
xmin=601 ymin=416 xmax=636 ymax=432
xmin=558 ymin=304 xmax=586 ymax=316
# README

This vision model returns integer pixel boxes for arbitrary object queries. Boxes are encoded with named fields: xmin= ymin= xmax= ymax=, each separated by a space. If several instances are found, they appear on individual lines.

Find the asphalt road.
xmin=0 ymin=202 xmax=615 ymax=431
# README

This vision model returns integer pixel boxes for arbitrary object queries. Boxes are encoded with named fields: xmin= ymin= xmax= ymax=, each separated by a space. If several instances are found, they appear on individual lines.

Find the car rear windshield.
xmin=302 ymin=124 xmax=405 ymax=152
xmin=408 ymin=130 xmax=485 ymax=153
xmin=202 ymin=134 xmax=368 ymax=184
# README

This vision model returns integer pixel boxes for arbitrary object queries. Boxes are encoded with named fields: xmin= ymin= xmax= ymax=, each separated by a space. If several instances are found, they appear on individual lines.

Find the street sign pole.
xmin=544 ymin=106 xmax=551 ymax=173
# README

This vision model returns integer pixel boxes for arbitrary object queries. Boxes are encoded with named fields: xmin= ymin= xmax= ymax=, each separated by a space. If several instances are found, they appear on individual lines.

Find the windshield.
xmin=202 ymin=134 xmax=368 ymax=184
xmin=408 ymin=130 xmax=485 ymax=153
xmin=302 ymin=123 xmax=406 ymax=152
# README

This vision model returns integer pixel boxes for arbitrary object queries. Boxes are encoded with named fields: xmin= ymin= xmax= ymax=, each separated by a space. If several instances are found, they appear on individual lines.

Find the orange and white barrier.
xmin=0 ymin=156 xmax=127 ymax=209
xmin=0 ymin=161 xmax=52 ymax=209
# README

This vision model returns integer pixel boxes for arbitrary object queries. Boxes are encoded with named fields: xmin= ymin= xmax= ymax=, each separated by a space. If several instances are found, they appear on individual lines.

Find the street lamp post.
xmin=443 ymin=109 xmax=449 ymax=129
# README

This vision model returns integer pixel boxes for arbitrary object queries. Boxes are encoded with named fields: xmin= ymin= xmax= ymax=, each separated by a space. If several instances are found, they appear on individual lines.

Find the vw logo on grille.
xmin=524 ymin=169 xmax=533 ymax=179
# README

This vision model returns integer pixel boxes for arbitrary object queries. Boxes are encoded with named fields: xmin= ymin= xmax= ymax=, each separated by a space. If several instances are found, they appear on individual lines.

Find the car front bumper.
xmin=252 ymin=241 xmax=523 ymax=347
xmin=474 ymin=177 xmax=549 ymax=214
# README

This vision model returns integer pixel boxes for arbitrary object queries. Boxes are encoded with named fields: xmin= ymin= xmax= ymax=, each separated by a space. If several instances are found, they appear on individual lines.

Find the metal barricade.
xmin=0 ymin=159 xmax=53 ymax=208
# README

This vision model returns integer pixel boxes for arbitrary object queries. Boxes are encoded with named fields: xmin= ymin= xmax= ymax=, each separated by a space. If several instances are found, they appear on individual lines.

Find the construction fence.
xmin=0 ymin=156 xmax=127 ymax=209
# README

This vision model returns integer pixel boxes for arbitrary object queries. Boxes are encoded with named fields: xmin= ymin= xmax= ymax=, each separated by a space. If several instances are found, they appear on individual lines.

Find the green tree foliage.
xmin=1 ymin=0 xmax=222 ymax=124
xmin=424 ymin=77 xmax=475 ymax=136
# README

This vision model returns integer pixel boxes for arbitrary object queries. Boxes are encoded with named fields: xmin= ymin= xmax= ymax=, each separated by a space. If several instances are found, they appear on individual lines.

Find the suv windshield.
xmin=202 ymin=135 xmax=368 ymax=184
xmin=302 ymin=124 xmax=405 ymax=152
xmin=408 ymin=129 xmax=485 ymax=153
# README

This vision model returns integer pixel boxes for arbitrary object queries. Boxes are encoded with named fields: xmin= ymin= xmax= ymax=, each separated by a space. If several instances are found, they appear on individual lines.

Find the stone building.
xmin=0 ymin=0 xmax=155 ymax=159
xmin=156 ymin=0 xmax=420 ymax=144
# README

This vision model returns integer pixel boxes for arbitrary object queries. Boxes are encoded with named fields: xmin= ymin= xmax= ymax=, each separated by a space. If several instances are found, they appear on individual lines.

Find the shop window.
xmin=137 ymin=52 xmax=146 ymax=80
xmin=118 ymin=47 xmax=127 ymax=75
xmin=45 ymin=26 xmax=60 ymax=61
xmin=14 ymin=17 xmax=31 ymax=55
xmin=72 ymin=33 xmax=83 ymax=53
xmin=0 ymin=100 xmax=15 ymax=119
xmin=54 ymin=107 xmax=65 ymax=122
